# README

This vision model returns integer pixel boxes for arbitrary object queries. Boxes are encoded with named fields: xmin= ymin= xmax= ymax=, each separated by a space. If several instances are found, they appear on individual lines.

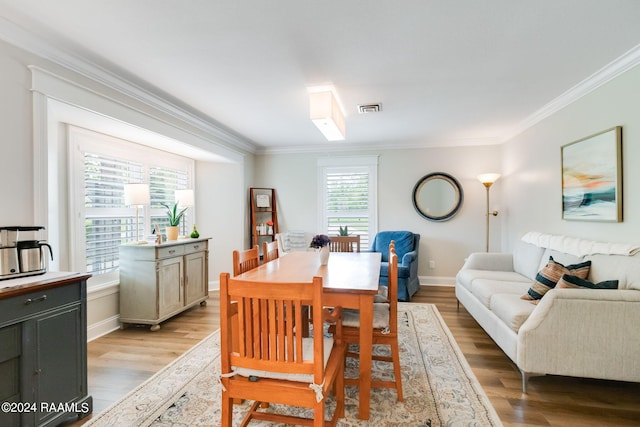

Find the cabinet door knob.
xmin=24 ymin=295 xmax=47 ymax=305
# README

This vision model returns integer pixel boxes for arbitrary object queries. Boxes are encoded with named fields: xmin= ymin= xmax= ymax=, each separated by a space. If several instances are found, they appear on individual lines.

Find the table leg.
xmin=358 ymin=294 xmax=373 ymax=420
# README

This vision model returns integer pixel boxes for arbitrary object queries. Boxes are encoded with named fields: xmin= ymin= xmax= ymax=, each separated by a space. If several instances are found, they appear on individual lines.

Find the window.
xmin=69 ymin=127 xmax=194 ymax=285
xmin=318 ymin=156 xmax=378 ymax=249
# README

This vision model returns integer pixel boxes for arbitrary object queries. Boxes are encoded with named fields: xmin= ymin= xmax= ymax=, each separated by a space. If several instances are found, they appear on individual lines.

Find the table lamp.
xmin=124 ymin=183 xmax=150 ymax=245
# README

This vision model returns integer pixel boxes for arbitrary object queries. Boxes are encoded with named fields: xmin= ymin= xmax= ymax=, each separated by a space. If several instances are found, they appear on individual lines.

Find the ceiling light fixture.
xmin=309 ymin=89 xmax=345 ymax=141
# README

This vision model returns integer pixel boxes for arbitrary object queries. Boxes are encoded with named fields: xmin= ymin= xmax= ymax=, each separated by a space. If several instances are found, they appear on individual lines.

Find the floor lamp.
xmin=124 ymin=183 xmax=150 ymax=245
xmin=175 ymin=189 xmax=195 ymax=237
xmin=477 ymin=173 xmax=500 ymax=252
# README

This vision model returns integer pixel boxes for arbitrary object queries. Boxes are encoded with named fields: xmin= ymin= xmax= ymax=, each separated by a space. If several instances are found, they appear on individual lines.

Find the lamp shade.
xmin=124 ymin=183 xmax=150 ymax=206
xmin=175 ymin=189 xmax=195 ymax=207
xmin=477 ymin=173 xmax=501 ymax=187
xmin=309 ymin=90 xmax=346 ymax=141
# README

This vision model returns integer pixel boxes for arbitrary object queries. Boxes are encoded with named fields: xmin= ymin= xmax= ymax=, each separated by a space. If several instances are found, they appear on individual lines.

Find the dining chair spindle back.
xmin=329 ymin=235 xmax=361 ymax=253
xmin=262 ymin=240 xmax=279 ymax=263
xmin=219 ymin=273 xmax=346 ymax=426
xmin=232 ymin=245 xmax=260 ymax=276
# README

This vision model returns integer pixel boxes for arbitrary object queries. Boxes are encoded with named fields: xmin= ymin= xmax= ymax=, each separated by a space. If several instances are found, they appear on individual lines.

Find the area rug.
xmin=85 ymin=303 xmax=502 ymax=427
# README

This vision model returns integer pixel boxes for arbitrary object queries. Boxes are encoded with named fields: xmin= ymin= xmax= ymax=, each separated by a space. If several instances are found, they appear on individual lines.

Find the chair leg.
xmin=313 ymin=401 xmax=325 ymax=427
xmin=221 ymin=391 xmax=233 ymax=427
xmin=336 ymin=353 xmax=345 ymax=418
xmin=391 ymin=340 xmax=403 ymax=401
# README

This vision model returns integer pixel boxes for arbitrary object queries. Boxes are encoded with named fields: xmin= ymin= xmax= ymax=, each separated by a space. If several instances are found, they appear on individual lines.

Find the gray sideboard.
xmin=0 ymin=272 xmax=92 ymax=427
xmin=119 ymin=238 xmax=210 ymax=331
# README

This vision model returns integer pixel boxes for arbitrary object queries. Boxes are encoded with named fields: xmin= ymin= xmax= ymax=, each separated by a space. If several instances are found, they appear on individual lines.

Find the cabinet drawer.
xmin=184 ymin=241 xmax=207 ymax=254
xmin=157 ymin=245 xmax=184 ymax=259
xmin=0 ymin=283 xmax=80 ymax=325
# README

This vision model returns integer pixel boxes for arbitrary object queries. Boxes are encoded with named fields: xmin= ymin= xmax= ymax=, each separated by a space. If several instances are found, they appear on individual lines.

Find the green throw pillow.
xmin=521 ymin=256 xmax=591 ymax=301
xmin=556 ymin=274 xmax=618 ymax=290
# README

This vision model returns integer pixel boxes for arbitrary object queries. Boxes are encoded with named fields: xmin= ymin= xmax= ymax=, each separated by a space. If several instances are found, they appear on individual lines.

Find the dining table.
xmin=234 ymin=250 xmax=382 ymax=420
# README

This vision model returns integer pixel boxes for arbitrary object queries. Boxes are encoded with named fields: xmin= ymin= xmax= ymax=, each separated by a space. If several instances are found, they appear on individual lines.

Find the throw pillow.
xmin=521 ymin=256 xmax=591 ymax=301
xmin=556 ymin=274 xmax=619 ymax=290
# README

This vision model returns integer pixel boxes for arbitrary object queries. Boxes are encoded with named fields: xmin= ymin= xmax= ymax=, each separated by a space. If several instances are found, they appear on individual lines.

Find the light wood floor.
xmin=65 ymin=286 xmax=640 ymax=426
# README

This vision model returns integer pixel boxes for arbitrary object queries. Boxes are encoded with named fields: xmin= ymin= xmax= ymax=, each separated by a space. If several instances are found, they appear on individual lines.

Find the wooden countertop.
xmin=0 ymin=271 xmax=91 ymax=299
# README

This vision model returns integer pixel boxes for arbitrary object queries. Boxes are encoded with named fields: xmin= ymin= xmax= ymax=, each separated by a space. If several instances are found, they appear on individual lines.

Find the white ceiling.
xmin=2 ymin=0 xmax=640 ymax=154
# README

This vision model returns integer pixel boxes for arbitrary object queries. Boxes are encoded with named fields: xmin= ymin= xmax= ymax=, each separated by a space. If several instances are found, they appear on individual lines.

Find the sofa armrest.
xmin=461 ymin=252 xmax=514 ymax=272
xmin=517 ymin=289 xmax=640 ymax=380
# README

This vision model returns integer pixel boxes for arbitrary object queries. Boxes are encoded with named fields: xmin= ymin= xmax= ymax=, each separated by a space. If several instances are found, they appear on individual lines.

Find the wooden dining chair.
xmin=329 ymin=235 xmax=361 ymax=253
xmin=262 ymin=239 xmax=279 ymax=263
xmin=338 ymin=243 xmax=403 ymax=401
xmin=219 ymin=273 xmax=346 ymax=427
xmin=232 ymin=245 xmax=260 ymax=276
xmin=231 ymin=244 xmax=261 ymax=389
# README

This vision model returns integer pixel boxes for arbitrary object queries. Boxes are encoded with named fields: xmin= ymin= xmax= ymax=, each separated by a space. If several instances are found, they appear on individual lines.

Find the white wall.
xmin=196 ymin=158 xmax=249 ymax=286
xmin=502 ymin=64 xmax=640 ymax=249
xmin=0 ymin=41 xmax=35 ymax=224
xmin=255 ymin=145 xmax=503 ymax=281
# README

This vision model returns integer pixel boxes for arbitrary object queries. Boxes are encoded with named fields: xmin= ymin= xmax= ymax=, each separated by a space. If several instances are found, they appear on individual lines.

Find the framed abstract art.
xmin=561 ymin=126 xmax=622 ymax=222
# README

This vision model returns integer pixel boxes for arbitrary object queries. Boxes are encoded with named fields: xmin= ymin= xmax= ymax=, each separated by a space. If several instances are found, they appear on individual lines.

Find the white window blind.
xmin=149 ymin=166 xmax=191 ymax=230
xmin=84 ymin=153 xmax=143 ymax=275
xmin=319 ymin=157 xmax=378 ymax=249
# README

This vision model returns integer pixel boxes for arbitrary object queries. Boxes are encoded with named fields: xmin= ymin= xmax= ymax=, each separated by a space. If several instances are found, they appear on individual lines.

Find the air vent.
xmin=357 ymin=103 xmax=382 ymax=114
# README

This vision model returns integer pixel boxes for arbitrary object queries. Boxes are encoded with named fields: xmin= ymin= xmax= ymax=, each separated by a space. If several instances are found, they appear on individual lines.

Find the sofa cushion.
xmin=557 ymin=274 xmax=619 ymax=290
xmin=491 ymin=293 xmax=536 ymax=333
xmin=471 ymin=279 xmax=531 ymax=309
xmin=585 ymin=253 xmax=640 ymax=290
xmin=522 ymin=256 xmax=591 ymax=301
xmin=536 ymin=249 xmax=584 ymax=272
xmin=513 ymin=241 xmax=545 ymax=280
xmin=456 ymin=269 xmax=531 ymax=293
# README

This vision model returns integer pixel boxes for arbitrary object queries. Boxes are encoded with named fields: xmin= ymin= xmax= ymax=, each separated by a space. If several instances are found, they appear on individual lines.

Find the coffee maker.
xmin=0 ymin=226 xmax=53 ymax=280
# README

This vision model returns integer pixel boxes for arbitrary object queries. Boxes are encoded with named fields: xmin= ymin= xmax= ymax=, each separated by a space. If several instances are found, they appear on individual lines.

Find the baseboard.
xmin=87 ymin=315 xmax=121 ymax=342
xmin=419 ymin=275 xmax=455 ymax=286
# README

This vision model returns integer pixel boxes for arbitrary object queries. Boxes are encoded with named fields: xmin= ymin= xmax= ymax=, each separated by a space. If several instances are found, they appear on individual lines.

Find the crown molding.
xmin=0 ymin=17 xmax=258 ymax=155
xmin=504 ymin=43 xmax=640 ymax=141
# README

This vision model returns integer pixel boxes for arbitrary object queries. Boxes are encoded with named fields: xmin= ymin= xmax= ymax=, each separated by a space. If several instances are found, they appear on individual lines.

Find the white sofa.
xmin=455 ymin=232 xmax=640 ymax=391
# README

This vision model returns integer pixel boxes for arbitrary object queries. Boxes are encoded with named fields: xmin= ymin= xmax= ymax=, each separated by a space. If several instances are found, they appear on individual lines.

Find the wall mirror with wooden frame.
xmin=412 ymin=172 xmax=464 ymax=222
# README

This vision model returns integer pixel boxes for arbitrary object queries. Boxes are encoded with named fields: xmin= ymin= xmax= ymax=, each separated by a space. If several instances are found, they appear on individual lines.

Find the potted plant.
xmin=338 ymin=226 xmax=349 ymax=236
xmin=161 ymin=202 xmax=188 ymax=241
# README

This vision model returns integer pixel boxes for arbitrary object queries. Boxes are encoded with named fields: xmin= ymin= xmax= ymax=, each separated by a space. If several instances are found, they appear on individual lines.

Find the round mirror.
xmin=412 ymin=172 xmax=464 ymax=221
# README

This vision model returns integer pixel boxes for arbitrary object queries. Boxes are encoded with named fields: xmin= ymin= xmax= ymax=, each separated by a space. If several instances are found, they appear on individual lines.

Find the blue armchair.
xmin=370 ymin=231 xmax=420 ymax=301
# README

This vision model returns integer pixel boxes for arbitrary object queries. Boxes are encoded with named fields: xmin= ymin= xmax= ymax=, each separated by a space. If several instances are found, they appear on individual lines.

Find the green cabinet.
xmin=0 ymin=273 xmax=92 ymax=427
